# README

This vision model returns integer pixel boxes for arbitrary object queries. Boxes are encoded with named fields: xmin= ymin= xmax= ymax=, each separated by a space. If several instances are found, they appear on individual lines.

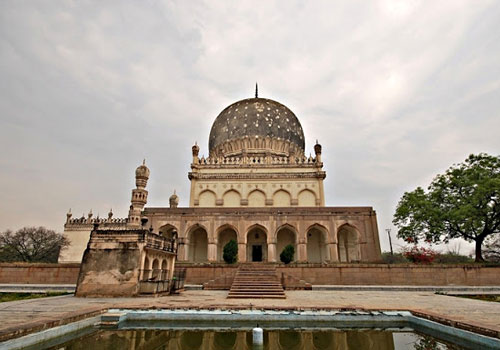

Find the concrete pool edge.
xmin=1 ymin=308 xmax=499 ymax=350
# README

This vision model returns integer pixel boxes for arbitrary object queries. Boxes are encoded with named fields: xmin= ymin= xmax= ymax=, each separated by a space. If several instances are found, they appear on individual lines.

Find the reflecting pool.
xmin=37 ymin=328 xmax=470 ymax=350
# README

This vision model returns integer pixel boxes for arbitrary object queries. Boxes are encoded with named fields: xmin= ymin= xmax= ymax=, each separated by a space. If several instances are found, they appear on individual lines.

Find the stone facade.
xmin=145 ymin=207 xmax=380 ymax=263
xmin=75 ymin=228 xmax=176 ymax=297
xmin=61 ymin=93 xmax=382 ymax=264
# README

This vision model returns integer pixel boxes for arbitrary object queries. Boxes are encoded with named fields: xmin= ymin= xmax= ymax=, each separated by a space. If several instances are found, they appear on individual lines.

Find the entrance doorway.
xmin=252 ymin=245 xmax=263 ymax=262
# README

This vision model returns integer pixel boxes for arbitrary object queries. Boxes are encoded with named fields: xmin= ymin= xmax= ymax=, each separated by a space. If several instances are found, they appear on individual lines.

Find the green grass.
xmin=0 ymin=292 xmax=71 ymax=303
xmin=457 ymin=294 xmax=500 ymax=303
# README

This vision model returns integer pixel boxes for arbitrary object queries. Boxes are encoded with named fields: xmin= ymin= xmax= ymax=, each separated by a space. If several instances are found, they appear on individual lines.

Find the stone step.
xmin=227 ymin=264 xmax=285 ymax=299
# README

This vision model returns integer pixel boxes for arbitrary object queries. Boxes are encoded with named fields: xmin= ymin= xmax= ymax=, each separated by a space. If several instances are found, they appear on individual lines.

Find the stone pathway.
xmin=0 ymin=290 xmax=499 ymax=342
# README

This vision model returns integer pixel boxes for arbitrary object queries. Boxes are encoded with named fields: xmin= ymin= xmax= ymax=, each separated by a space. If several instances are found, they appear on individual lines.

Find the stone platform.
xmin=0 ymin=289 xmax=499 ymax=343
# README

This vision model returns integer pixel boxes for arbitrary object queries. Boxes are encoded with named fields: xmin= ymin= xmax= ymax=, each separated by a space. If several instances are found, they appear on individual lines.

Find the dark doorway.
xmin=252 ymin=245 xmax=263 ymax=262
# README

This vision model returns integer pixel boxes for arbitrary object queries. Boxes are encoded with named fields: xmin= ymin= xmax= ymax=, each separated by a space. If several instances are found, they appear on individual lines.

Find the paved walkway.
xmin=0 ymin=290 xmax=499 ymax=342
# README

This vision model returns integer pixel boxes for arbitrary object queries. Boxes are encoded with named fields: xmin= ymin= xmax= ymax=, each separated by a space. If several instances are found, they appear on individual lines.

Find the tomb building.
xmin=61 ymin=91 xmax=382 ymax=265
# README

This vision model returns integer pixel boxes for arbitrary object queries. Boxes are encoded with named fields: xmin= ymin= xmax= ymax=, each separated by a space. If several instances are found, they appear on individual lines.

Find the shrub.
xmin=222 ymin=239 xmax=238 ymax=264
xmin=401 ymin=245 xmax=436 ymax=264
xmin=381 ymin=252 xmax=408 ymax=264
xmin=434 ymin=252 xmax=474 ymax=264
xmin=280 ymin=244 xmax=295 ymax=264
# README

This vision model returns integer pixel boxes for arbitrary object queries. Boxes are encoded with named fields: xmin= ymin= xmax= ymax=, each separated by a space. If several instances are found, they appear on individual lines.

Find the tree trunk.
xmin=475 ymin=236 xmax=485 ymax=262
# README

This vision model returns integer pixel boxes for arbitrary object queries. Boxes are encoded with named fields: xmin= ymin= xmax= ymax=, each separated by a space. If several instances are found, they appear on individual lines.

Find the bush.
xmin=434 ymin=252 xmax=474 ymax=264
xmin=280 ymin=244 xmax=295 ymax=264
xmin=401 ymin=245 xmax=436 ymax=264
xmin=222 ymin=239 xmax=238 ymax=264
xmin=381 ymin=252 xmax=408 ymax=264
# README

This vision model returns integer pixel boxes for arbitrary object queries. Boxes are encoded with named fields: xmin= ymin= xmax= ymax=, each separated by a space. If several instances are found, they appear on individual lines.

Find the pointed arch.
xmin=273 ymin=189 xmax=291 ymax=207
xmin=298 ymin=189 xmax=316 ymax=207
xmin=246 ymin=224 xmax=268 ymax=262
xmin=248 ymin=189 xmax=266 ymax=207
xmin=306 ymin=224 xmax=329 ymax=263
xmin=159 ymin=224 xmax=178 ymax=240
xmin=223 ymin=189 xmax=241 ymax=207
xmin=198 ymin=190 xmax=216 ymax=207
xmin=187 ymin=224 xmax=208 ymax=263
xmin=216 ymin=224 xmax=238 ymax=262
xmin=276 ymin=223 xmax=298 ymax=262
xmin=337 ymin=223 xmax=361 ymax=262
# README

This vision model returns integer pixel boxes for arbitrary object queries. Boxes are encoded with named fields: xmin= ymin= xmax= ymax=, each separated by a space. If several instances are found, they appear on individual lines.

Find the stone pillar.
xmin=177 ymin=238 xmax=188 ymax=261
xmin=268 ymin=242 xmax=277 ymax=262
xmin=207 ymin=243 xmax=217 ymax=262
xmin=297 ymin=239 xmax=307 ymax=262
xmin=238 ymin=243 xmax=247 ymax=262
xmin=328 ymin=243 xmax=339 ymax=262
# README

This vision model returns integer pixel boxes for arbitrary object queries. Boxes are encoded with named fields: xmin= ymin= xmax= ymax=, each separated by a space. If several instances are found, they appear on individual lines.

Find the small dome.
xmin=135 ymin=160 xmax=150 ymax=178
xmin=209 ymin=97 xmax=305 ymax=156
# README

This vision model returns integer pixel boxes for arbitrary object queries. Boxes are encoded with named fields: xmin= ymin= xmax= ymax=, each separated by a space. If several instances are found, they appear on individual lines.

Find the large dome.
xmin=209 ymin=97 xmax=305 ymax=156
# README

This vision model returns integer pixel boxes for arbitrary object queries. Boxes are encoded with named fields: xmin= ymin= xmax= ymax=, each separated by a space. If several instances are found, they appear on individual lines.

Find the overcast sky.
xmin=1 ymin=1 xmax=499 ymax=254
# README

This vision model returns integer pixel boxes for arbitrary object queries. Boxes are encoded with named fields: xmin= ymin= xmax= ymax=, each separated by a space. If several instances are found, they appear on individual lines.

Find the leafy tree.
xmin=0 ymin=227 xmax=69 ymax=263
xmin=393 ymin=153 xmax=500 ymax=262
xmin=280 ymin=244 xmax=295 ymax=264
xmin=222 ymin=239 xmax=238 ymax=264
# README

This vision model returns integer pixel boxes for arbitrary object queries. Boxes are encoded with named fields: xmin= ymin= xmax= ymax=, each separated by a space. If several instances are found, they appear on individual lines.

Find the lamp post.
xmin=386 ymin=229 xmax=394 ymax=256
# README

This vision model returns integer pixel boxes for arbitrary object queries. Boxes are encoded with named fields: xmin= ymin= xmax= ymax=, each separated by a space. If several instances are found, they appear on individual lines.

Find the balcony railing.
xmin=145 ymin=233 xmax=177 ymax=253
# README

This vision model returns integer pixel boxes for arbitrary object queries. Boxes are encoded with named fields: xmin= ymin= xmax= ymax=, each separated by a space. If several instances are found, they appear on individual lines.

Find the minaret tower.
xmin=128 ymin=160 xmax=150 ymax=226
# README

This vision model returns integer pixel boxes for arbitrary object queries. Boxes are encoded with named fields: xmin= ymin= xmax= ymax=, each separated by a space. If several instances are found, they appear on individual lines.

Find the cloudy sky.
xmin=1 ymin=1 xmax=499 ymax=254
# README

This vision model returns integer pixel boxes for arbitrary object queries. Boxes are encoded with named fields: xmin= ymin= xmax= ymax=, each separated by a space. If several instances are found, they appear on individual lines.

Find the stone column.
xmin=328 ymin=243 xmax=339 ymax=262
xmin=297 ymin=238 xmax=307 ymax=262
xmin=177 ymin=238 xmax=188 ymax=261
xmin=238 ymin=243 xmax=247 ymax=262
xmin=207 ymin=243 xmax=217 ymax=262
xmin=268 ymin=241 xmax=277 ymax=262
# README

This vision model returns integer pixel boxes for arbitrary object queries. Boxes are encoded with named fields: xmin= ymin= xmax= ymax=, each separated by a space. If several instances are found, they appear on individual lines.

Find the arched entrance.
xmin=307 ymin=225 xmax=328 ymax=263
xmin=276 ymin=225 xmax=297 ymax=262
xmin=188 ymin=226 xmax=208 ymax=262
xmin=159 ymin=224 xmax=177 ymax=240
xmin=217 ymin=225 xmax=238 ymax=262
xmin=247 ymin=226 xmax=268 ymax=262
xmin=337 ymin=224 xmax=360 ymax=262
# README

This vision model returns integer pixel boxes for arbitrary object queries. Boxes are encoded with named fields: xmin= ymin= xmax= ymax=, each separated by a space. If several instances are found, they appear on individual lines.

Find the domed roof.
xmin=209 ymin=97 xmax=305 ymax=154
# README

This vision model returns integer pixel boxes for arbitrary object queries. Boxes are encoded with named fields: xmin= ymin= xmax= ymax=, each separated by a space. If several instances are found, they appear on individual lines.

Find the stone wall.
xmin=276 ymin=264 xmax=500 ymax=286
xmin=181 ymin=264 xmax=500 ymax=288
xmin=2 ymin=263 xmax=498 ymax=287
xmin=0 ymin=263 xmax=80 ymax=284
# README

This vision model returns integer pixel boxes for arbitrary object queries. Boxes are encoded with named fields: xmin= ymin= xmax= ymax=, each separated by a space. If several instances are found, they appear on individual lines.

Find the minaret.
xmin=192 ymin=142 xmax=200 ymax=164
xmin=314 ymin=140 xmax=322 ymax=164
xmin=128 ymin=160 xmax=150 ymax=226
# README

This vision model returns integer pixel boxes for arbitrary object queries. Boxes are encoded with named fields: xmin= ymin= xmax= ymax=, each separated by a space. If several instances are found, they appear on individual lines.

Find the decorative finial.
xmin=255 ymin=82 xmax=258 ymax=98
xmin=316 ymin=139 xmax=319 ymax=144
xmin=174 ymin=189 xmax=176 ymax=195
xmin=142 ymin=158 xmax=146 ymax=166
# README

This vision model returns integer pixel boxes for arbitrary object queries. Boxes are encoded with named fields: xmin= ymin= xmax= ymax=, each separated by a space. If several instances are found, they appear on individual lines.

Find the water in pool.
xmin=39 ymin=328 xmax=469 ymax=350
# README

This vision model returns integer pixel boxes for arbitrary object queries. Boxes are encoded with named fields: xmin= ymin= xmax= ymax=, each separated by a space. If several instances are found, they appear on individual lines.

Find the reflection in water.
xmin=45 ymin=329 xmax=466 ymax=350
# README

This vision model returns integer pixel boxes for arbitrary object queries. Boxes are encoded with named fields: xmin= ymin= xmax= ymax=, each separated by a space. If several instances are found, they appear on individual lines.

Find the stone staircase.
xmin=227 ymin=263 xmax=286 ymax=299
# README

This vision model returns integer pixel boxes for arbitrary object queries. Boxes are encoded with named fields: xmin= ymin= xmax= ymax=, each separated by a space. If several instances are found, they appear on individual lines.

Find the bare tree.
xmin=0 ymin=227 xmax=69 ymax=263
